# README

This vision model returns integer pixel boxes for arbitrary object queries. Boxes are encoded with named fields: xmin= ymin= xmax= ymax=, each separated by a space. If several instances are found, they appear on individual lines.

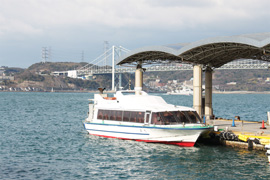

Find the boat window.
xmin=116 ymin=111 xmax=123 ymax=121
xmin=129 ymin=112 xmax=137 ymax=122
xmin=153 ymin=113 xmax=161 ymax=124
xmin=178 ymin=111 xmax=189 ymax=123
xmin=185 ymin=111 xmax=201 ymax=123
xmin=151 ymin=112 xmax=178 ymax=125
xmin=151 ymin=111 xmax=201 ymax=125
xmin=103 ymin=110 xmax=109 ymax=120
xmin=137 ymin=112 xmax=145 ymax=123
xmin=122 ymin=111 xmax=145 ymax=123
xmin=98 ymin=109 xmax=109 ymax=120
xmin=160 ymin=112 xmax=176 ymax=125
xmin=123 ymin=111 xmax=130 ymax=122
xmin=97 ymin=110 xmax=103 ymax=119
xmin=108 ymin=110 xmax=116 ymax=120
xmin=151 ymin=113 xmax=160 ymax=125
xmin=98 ymin=110 xmax=145 ymax=123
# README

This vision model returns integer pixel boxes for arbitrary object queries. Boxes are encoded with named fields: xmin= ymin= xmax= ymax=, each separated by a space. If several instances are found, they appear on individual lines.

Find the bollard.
xmin=265 ymin=144 xmax=270 ymax=150
xmin=248 ymin=139 xmax=253 ymax=150
xmin=267 ymin=151 xmax=270 ymax=164
xmin=266 ymin=147 xmax=270 ymax=164
xmin=231 ymin=118 xmax=236 ymax=127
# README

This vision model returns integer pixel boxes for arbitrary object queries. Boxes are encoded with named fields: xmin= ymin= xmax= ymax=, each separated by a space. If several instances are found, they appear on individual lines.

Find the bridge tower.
xmin=111 ymin=46 xmax=130 ymax=91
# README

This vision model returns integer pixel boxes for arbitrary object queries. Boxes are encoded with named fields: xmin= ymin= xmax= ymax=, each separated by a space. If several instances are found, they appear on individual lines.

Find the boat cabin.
xmin=89 ymin=90 xmax=202 ymax=125
xmin=96 ymin=109 xmax=202 ymax=125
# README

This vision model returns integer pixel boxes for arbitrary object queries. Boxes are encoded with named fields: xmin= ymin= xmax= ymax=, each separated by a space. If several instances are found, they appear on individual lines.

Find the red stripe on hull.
xmin=89 ymin=133 xmax=195 ymax=147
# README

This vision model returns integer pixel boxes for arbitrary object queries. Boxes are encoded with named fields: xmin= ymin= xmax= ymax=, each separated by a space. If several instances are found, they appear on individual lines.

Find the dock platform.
xmin=208 ymin=119 xmax=270 ymax=135
xmin=205 ymin=119 xmax=270 ymax=151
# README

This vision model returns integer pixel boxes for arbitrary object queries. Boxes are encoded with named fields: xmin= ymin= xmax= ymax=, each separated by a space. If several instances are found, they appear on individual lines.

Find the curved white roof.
xmin=118 ymin=32 xmax=270 ymax=68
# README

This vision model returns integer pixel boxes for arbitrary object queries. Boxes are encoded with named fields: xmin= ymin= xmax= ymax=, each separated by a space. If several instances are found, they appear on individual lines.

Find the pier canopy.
xmin=117 ymin=32 xmax=270 ymax=68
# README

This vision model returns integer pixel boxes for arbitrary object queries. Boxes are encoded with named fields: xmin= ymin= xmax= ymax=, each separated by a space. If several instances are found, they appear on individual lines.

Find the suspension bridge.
xmin=50 ymin=45 xmax=270 ymax=90
xmin=76 ymin=45 xmax=270 ymax=75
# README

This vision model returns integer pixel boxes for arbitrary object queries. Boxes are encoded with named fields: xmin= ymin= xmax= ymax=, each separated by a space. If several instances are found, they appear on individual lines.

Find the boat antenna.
xmin=98 ymin=87 xmax=106 ymax=94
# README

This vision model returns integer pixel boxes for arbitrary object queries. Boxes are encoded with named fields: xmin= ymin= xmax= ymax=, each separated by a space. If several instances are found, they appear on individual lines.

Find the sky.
xmin=1 ymin=0 xmax=270 ymax=68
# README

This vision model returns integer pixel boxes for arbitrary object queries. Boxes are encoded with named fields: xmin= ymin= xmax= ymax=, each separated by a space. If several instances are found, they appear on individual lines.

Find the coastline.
xmin=0 ymin=90 xmax=116 ymax=93
xmin=1 ymin=90 xmax=270 ymax=94
xmin=213 ymin=90 xmax=270 ymax=94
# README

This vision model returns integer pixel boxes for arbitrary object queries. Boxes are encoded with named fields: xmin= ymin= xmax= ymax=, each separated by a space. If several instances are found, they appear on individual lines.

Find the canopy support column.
xmin=112 ymin=45 xmax=115 ymax=91
xmin=193 ymin=65 xmax=202 ymax=117
xmin=135 ymin=61 xmax=143 ymax=95
xmin=205 ymin=67 xmax=213 ymax=120
xmin=119 ymin=73 xmax=122 ymax=89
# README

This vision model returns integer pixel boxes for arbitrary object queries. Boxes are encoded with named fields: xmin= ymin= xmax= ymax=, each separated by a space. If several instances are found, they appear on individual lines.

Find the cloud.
xmin=1 ymin=0 xmax=270 ymax=67
xmin=1 ymin=0 xmax=270 ymax=37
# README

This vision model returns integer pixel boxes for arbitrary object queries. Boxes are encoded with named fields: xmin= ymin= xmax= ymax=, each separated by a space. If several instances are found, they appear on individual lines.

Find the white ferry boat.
xmin=83 ymin=90 xmax=213 ymax=147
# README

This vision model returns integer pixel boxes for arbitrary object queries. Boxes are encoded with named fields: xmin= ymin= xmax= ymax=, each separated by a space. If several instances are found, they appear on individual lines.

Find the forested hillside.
xmin=1 ymin=62 xmax=270 ymax=92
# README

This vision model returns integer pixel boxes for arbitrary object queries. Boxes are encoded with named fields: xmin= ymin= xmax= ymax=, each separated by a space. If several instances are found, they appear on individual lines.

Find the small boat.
xmin=167 ymin=87 xmax=193 ymax=96
xmin=83 ymin=89 xmax=213 ymax=147
xmin=167 ymin=86 xmax=205 ymax=96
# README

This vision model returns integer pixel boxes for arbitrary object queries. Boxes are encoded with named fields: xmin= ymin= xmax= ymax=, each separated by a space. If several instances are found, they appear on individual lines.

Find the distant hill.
xmin=148 ymin=69 xmax=270 ymax=91
xmin=27 ymin=62 xmax=89 ymax=72
xmin=212 ymin=69 xmax=270 ymax=91
xmin=0 ymin=62 xmax=132 ymax=91
xmin=3 ymin=67 xmax=24 ymax=76
xmin=1 ymin=62 xmax=270 ymax=92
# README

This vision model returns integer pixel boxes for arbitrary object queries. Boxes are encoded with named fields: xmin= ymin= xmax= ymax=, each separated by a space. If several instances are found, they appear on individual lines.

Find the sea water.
xmin=1 ymin=92 xmax=270 ymax=179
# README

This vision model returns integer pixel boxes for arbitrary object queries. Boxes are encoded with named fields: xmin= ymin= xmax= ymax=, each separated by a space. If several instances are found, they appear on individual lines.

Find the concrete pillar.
xmin=193 ymin=65 xmax=202 ymax=117
xmin=135 ymin=62 xmax=143 ymax=95
xmin=112 ymin=46 xmax=115 ymax=91
xmin=205 ymin=67 xmax=213 ymax=120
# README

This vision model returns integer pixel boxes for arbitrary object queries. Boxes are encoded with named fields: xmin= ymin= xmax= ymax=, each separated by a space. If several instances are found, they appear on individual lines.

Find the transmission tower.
xmin=42 ymin=47 xmax=49 ymax=63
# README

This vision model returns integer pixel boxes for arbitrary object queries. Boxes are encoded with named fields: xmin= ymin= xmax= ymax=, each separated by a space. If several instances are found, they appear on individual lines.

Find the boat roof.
xmin=95 ymin=90 xmax=194 ymax=112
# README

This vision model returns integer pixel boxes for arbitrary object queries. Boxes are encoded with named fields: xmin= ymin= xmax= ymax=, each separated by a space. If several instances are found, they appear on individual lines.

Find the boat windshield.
xmin=151 ymin=111 xmax=201 ymax=125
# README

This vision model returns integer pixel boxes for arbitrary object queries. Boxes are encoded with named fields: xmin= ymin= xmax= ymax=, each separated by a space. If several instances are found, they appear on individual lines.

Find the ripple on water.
xmin=1 ymin=92 xmax=270 ymax=179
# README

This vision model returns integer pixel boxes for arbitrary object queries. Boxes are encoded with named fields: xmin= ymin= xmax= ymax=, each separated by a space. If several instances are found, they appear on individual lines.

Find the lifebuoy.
xmin=103 ymin=97 xmax=117 ymax=100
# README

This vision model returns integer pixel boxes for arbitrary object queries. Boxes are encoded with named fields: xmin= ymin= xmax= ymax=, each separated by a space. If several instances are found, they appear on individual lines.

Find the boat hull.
xmin=84 ymin=122 xmax=212 ymax=147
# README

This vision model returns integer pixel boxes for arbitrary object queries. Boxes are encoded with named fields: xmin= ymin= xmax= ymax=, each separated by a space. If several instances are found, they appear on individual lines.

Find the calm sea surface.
xmin=1 ymin=92 xmax=270 ymax=179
